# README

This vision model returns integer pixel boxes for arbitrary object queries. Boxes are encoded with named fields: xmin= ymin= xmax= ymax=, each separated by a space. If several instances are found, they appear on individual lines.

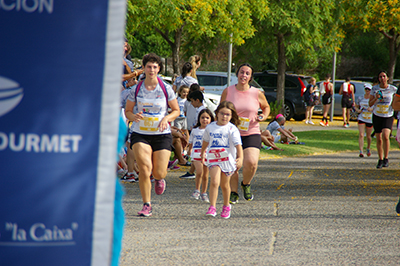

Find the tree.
xmin=126 ymin=0 xmax=268 ymax=74
xmin=238 ymin=0 xmax=342 ymax=115
xmin=345 ymin=0 xmax=400 ymax=82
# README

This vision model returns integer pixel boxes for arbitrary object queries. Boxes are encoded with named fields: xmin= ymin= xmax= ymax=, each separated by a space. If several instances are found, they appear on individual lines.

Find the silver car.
xmin=196 ymin=71 xmax=263 ymax=95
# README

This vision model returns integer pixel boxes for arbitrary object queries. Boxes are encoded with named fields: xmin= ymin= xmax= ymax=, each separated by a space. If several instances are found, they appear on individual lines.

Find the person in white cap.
xmin=354 ymin=83 xmax=373 ymax=157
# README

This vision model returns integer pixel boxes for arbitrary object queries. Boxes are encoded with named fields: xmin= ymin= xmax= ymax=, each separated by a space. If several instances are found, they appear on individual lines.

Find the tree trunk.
xmin=276 ymin=32 xmax=286 ymax=114
xmin=381 ymin=29 xmax=400 ymax=83
xmin=387 ymin=34 xmax=397 ymax=83
xmin=155 ymin=25 xmax=183 ymax=75
xmin=171 ymin=28 xmax=183 ymax=75
xmin=171 ymin=42 xmax=179 ymax=75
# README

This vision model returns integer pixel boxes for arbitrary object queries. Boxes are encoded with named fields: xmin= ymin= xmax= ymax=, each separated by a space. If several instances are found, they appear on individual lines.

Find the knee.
xmin=138 ymin=163 xmax=151 ymax=173
xmin=152 ymin=167 xmax=167 ymax=179
xmin=243 ymin=160 xmax=258 ymax=171
xmin=210 ymin=178 xmax=219 ymax=187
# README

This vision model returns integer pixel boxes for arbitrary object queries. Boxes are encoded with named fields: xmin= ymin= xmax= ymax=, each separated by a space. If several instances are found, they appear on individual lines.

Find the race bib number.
xmin=362 ymin=111 xmax=372 ymax=120
xmin=208 ymin=148 xmax=229 ymax=163
xmin=139 ymin=117 xmax=160 ymax=132
xmin=238 ymin=117 xmax=250 ymax=131
xmin=192 ymin=148 xmax=205 ymax=162
xmin=376 ymin=103 xmax=389 ymax=115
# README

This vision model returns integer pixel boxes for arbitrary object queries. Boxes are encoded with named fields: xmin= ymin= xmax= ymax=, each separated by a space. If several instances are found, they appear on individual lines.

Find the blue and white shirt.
xmin=202 ymin=121 xmax=242 ymax=172
xmin=174 ymin=76 xmax=198 ymax=90
xmin=371 ymin=84 xmax=397 ymax=118
xmin=357 ymin=96 xmax=372 ymax=123
xmin=189 ymin=127 xmax=206 ymax=162
xmin=127 ymin=81 xmax=175 ymax=135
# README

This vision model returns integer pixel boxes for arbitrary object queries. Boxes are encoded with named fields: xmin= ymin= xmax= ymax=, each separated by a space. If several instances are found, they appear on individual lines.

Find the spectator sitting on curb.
xmin=266 ymin=114 xmax=298 ymax=144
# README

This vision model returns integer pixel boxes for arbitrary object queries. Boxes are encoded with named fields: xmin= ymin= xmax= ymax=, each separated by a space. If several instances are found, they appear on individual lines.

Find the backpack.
xmin=135 ymin=76 xmax=169 ymax=107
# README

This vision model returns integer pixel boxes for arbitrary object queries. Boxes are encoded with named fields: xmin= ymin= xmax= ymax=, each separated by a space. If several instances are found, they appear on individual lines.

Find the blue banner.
xmin=0 ymin=1 xmax=126 ymax=265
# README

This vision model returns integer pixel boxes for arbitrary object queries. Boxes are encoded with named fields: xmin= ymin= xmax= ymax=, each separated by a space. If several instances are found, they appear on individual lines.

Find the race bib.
xmin=238 ymin=117 xmax=250 ymax=131
xmin=208 ymin=148 xmax=229 ymax=163
xmin=192 ymin=148 xmax=205 ymax=161
xmin=376 ymin=103 xmax=389 ymax=115
xmin=139 ymin=116 xmax=160 ymax=132
xmin=362 ymin=111 xmax=372 ymax=120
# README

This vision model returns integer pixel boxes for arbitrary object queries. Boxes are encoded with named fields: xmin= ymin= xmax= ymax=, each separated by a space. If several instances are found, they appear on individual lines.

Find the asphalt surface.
xmin=119 ymin=118 xmax=400 ymax=265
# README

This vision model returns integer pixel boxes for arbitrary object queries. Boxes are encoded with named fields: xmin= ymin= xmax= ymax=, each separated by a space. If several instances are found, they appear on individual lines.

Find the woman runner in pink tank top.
xmin=220 ymin=63 xmax=270 ymax=203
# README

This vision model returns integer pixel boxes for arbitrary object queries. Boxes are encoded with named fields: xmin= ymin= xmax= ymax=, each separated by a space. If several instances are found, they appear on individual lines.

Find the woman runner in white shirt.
xmin=369 ymin=70 xmax=397 ymax=168
xmin=355 ymin=84 xmax=374 ymax=157
xmin=125 ymin=53 xmax=180 ymax=217
xmin=201 ymin=101 xmax=243 ymax=219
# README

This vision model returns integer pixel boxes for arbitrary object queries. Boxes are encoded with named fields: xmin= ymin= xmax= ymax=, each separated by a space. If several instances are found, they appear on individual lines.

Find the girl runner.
xmin=201 ymin=101 xmax=243 ymax=219
xmin=188 ymin=108 xmax=215 ymax=202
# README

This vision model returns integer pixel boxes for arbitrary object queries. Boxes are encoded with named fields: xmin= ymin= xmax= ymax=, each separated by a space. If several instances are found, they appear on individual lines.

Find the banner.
xmin=0 ymin=1 xmax=126 ymax=265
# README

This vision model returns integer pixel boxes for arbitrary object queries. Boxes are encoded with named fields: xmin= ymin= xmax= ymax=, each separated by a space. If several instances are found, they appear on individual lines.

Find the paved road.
xmin=119 ymin=149 xmax=400 ymax=265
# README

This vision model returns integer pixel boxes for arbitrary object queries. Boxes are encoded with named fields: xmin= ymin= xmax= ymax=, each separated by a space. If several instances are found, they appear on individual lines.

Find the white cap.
xmin=364 ymin=83 xmax=372 ymax=89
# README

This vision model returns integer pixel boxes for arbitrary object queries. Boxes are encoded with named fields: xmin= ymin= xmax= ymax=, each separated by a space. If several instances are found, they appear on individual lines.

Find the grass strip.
xmin=261 ymin=129 xmax=399 ymax=157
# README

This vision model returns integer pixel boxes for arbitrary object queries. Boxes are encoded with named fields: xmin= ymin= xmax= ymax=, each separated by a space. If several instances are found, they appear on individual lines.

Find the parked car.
xmin=253 ymin=71 xmax=311 ymax=121
xmin=161 ymin=74 xmax=220 ymax=113
xmin=196 ymin=71 xmax=265 ymax=113
xmin=314 ymin=80 xmax=372 ymax=121
xmin=196 ymin=71 xmax=264 ymax=95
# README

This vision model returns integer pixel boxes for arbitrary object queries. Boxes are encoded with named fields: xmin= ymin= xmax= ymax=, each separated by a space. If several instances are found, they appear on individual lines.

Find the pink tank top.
xmin=225 ymin=85 xmax=260 ymax=136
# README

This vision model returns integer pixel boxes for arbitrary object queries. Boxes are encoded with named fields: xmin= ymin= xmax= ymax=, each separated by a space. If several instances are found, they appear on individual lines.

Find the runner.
xmin=124 ymin=53 xmax=180 ymax=216
xmin=369 ymin=70 xmax=397 ymax=168
xmin=201 ymin=101 xmax=243 ymax=219
xmin=188 ymin=108 xmax=215 ymax=202
xmin=220 ymin=63 xmax=270 ymax=204
xmin=355 ymin=84 xmax=374 ymax=157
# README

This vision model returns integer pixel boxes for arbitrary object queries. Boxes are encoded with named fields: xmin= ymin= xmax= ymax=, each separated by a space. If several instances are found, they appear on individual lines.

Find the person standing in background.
xmin=304 ymin=77 xmax=318 ymax=125
xmin=319 ymin=74 xmax=333 ymax=127
xmin=339 ymin=77 xmax=355 ymax=128
xmin=189 ymin=55 xmax=201 ymax=80
xmin=173 ymin=62 xmax=198 ymax=93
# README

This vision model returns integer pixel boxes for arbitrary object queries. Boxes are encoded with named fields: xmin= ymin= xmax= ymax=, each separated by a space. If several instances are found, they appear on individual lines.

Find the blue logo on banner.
xmin=0 ymin=76 xmax=24 ymax=117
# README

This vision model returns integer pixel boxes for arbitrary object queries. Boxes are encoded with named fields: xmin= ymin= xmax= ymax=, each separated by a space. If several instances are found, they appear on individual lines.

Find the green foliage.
xmin=268 ymin=101 xmax=283 ymax=121
xmin=343 ymin=0 xmax=400 ymax=80
xmin=129 ymin=32 xmax=171 ymax=59
xmin=126 ymin=0 xmax=269 ymax=74
xmin=338 ymin=30 xmax=389 ymax=77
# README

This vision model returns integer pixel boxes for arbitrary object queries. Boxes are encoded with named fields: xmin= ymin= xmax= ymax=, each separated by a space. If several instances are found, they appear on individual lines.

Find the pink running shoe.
xmin=155 ymin=179 xmax=166 ymax=195
xmin=206 ymin=206 xmax=217 ymax=217
xmin=138 ymin=204 xmax=152 ymax=217
xmin=220 ymin=205 xmax=231 ymax=219
xmin=168 ymin=159 xmax=179 ymax=169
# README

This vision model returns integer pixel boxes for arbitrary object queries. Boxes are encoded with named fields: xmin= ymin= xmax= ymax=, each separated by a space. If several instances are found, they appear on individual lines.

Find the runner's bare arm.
xmin=392 ymin=95 xmax=400 ymax=111
xmin=125 ymin=99 xmax=143 ymax=122
xmin=235 ymin=144 xmax=243 ymax=170
xmin=257 ymin=91 xmax=270 ymax=122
